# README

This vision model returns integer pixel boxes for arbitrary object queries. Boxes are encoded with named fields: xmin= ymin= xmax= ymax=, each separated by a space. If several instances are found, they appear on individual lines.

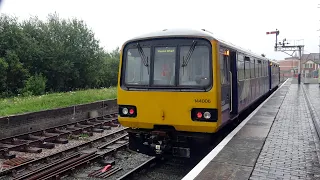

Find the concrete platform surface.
xmin=183 ymin=79 xmax=320 ymax=180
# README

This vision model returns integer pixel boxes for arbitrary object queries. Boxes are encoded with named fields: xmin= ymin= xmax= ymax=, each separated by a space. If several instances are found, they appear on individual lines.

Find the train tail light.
xmin=191 ymin=108 xmax=217 ymax=122
xmin=196 ymin=112 xmax=202 ymax=118
xmin=119 ymin=105 xmax=137 ymax=117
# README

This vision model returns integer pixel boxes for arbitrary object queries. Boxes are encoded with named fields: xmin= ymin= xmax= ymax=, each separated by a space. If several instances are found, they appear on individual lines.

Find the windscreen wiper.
xmin=136 ymin=42 xmax=149 ymax=74
xmin=181 ymin=40 xmax=197 ymax=67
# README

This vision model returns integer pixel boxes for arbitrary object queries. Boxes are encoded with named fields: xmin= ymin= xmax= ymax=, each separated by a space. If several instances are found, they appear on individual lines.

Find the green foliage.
xmin=5 ymin=51 xmax=29 ymax=96
xmin=0 ymin=87 xmax=117 ymax=117
xmin=0 ymin=58 xmax=8 ymax=94
xmin=0 ymin=13 xmax=120 ymax=98
xmin=21 ymin=73 xmax=47 ymax=96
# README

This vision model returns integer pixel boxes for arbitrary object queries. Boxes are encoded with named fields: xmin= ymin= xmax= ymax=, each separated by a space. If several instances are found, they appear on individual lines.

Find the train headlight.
xmin=203 ymin=112 xmax=211 ymax=119
xmin=122 ymin=108 xmax=128 ymax=115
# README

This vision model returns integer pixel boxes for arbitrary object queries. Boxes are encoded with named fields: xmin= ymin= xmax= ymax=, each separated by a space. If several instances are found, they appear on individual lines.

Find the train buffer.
xmin=183 ymin=78 xmax=320 ymax=180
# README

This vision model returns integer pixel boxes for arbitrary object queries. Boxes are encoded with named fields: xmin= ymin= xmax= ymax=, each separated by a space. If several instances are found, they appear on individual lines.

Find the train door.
xmin=229 ymin=50 xmax=238 ymax=117
xmin=219 ymin=47 xmax=232 ymax=123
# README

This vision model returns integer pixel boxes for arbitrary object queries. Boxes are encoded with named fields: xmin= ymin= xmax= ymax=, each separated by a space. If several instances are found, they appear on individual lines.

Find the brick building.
xmin=278 ymin=53 xmax=320 ymax=78
xmin=301 ymin=53 xmax=320 ymax=78
xmin=278 ymin=57 xmax=300 ymax=78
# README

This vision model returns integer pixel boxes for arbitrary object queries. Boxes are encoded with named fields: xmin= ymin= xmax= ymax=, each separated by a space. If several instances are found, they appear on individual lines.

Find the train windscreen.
xmin=122 ymin=39 xmax=211 ymax=90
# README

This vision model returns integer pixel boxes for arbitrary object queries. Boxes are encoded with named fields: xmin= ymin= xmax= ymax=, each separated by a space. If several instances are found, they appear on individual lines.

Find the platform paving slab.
xmin=250 ymin=84 xmax=320 ymax=180
xmin=194 ymin=79 xmax=320 ymax=180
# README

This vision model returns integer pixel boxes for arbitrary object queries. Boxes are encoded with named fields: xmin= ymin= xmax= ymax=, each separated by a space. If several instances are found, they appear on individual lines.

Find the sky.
xmin=0 ymin=0 xmax=320 ymax=60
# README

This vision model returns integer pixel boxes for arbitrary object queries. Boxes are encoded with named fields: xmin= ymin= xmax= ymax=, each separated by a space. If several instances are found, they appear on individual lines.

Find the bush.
xmin=21 ymin=73 xmax=47 ymax=96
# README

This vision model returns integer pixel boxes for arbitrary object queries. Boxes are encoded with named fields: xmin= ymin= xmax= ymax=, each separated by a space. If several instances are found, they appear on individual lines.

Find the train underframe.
xmin=127 ymin=127 xmax=214 ymax=160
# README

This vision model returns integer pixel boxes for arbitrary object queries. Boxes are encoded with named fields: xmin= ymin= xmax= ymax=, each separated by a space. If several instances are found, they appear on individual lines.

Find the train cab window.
xmin=154 ymin=47 xmax=176 ymax=86
xmin=179 ymin=46 xmax=210 ymax=86
xmin=124 ymin=48 xmax=151 ymax=85
xmin=237 ymin=54 xmax=245 ymax=80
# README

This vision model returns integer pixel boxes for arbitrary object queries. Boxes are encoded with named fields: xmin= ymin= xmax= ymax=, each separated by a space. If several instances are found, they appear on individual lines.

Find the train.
xmin=117 ymin=28 xmax=280 ymax=159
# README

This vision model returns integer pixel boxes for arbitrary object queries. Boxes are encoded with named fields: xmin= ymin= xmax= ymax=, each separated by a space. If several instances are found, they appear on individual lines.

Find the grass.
xmin=0 ymin=87 xmax=117 ymax=117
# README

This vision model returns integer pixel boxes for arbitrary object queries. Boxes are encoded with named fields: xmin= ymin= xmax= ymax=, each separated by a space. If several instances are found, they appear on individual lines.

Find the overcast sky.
xmin=1 ymin=0 xmax=319 ymax=60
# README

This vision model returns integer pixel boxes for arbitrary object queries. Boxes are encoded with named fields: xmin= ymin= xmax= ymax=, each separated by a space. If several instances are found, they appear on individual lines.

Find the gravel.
xmin=63 ymin=149 xmax=152 ymax=180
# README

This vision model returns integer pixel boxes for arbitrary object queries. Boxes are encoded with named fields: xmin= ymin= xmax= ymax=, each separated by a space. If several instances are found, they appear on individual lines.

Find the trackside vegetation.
xmin=0 ymin=87 xmax=117 ymax=117
xmin=0 ymin=13 xmax=120 ymax=116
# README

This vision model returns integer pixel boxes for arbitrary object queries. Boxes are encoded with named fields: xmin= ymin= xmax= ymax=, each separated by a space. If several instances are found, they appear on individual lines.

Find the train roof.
xmin=124 ymin=28 xmax=278 ymax=64
xmin=126 ymin=28 xmax=216 ymax=42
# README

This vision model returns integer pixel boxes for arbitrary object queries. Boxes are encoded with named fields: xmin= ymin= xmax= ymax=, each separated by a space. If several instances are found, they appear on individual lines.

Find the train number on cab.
xmin=194 ymin=99 xmax=211 ymax=103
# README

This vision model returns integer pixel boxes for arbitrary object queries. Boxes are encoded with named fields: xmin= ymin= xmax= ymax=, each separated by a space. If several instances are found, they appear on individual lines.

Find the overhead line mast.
xmin=266 ymin=29 xmax=304 ymax=84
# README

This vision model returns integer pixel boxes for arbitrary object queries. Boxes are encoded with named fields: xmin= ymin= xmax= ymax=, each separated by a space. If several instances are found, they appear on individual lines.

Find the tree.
xmin=0 ymin=58 xmax=8 ymax=95
xmin=5 ymin=51 xmax=29 ymax=95
xmin=0 ymin=13 xmax=120 ymax=97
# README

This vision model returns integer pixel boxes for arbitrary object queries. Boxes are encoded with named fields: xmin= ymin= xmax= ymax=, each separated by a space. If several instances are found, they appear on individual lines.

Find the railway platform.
xmin=183 ymin=79 xmax=320 ymax=180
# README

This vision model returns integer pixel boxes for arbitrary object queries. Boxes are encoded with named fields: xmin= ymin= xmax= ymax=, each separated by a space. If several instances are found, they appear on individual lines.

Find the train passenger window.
xmin=259 ymin=62 xmax=262 ymax=77
xmin=244 ymin=57 xmax=250 ymax=79
xmin=265 ymin=62 xmax=267 ymax=76
xmin=179 ymin=46 xmax=210 ymax=86
xmin=255 ymin=60 xmax=259 ymax=77
xmin=250 ymin=58 xmax=255 ymax=78
xmin=125 ymin=48 xmax=150 ymax=85
xmin=154 ymin=47 xmax=176 ymax=86
xmin=261 ymin=61 xmax=264 ymax=76
xmin=237 ymin=54 xmax=245 ymax=80
xmin=272 ymin=65 xmax=274 ymax=75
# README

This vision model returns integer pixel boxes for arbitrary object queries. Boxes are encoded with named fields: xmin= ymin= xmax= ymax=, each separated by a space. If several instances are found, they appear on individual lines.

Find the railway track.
xmin=0 ymin=112 xmax=119 ymax=159
xmin=0 ymin=112 xmax=129 ymax=178
xmin=12 ymin=133 xmax=129 ymax=180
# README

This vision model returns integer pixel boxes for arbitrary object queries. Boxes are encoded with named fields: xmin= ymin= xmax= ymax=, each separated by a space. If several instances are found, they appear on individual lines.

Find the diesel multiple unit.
xmin=117 ymin=28 xmax=280 ymax=158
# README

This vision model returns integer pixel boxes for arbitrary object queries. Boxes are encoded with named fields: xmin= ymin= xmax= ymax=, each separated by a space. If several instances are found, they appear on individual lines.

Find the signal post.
xmin=266 ymin=29 xmax=304 ymax=84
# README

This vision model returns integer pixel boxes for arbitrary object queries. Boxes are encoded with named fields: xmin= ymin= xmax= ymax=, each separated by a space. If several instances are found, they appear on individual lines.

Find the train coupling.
xmin=143 ymin=130 xmax=172 ymax=156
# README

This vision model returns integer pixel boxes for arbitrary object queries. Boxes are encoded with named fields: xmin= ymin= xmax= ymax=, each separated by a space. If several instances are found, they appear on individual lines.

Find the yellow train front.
xmin=117 ymin=28 xmax=279 ymax=158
